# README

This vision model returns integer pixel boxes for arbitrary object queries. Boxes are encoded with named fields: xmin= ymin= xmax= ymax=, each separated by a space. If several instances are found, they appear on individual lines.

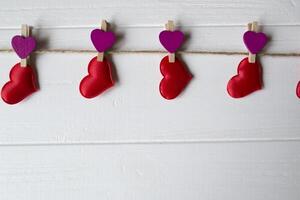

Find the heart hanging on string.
xmin=1 ymin=63 xmax=38 ymax=104
xmin=79 ymin=56 xmax=114 ymax=98
xmin=227 ymin=57 xmax=262 ymax=98
xmin=159 ymin=56 xmax=192 ymax=100
xmin=296 ymin=82 xmax=300 ymax=99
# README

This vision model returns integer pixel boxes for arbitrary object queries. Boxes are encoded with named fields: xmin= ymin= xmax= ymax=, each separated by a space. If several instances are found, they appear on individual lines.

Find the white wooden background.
xmin=0 ymin=0 xmax=300 ymax=199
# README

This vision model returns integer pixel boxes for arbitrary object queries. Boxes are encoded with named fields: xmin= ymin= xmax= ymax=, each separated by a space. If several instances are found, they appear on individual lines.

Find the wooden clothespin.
xmin=165 ymin=20 xmax=175 ymax=63
xmin=20 ymin=24 xmax=30 ymax=67
xmin=97 ymin=20 xmax=107 ymax=62
xmin=248 ymin=21 xmax=258 ymax=63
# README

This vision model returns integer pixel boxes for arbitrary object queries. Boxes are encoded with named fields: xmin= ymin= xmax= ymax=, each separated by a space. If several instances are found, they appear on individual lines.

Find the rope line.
xmin=0 ymin=49 xmax=299 ymax=57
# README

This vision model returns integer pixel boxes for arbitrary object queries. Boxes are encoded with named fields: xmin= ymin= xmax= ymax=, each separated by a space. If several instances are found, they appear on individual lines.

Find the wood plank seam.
xmin=2 ymin=137 xmax=300 ymax=146
xmin=1 ymin=24 xmax=300 ymax=29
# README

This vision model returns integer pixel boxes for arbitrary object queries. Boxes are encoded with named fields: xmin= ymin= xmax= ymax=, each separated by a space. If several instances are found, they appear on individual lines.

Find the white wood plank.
xmin=0 ymin=0 xmax=299 ymax=27
xmin=0 ymin=25 xmax=299 ymax=53
xmin=0 ymin=53 xmax=299 ymax=144
xmin=0 ymin=1 xmax=299 ymax=199
xmin=0 ymin=141 xmax=299 ymax=200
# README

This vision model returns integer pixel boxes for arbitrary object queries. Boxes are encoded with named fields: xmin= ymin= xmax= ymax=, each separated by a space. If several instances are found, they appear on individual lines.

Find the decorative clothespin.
xmin=97 ymin=20 xmax=108 ymax=61
xmin=247 ymin=22 xmax=258 ymax=63
xmin=243 ymin=21 xmax=267 ymax=63
xmin=159 ymin=20 xmax=183 ymax=63
xmin=12 ymin=24 xmax=36 ymax=67
xmin=158 ymin=21 xmax=192 ymax=100
xmin=20 ymin=25 xmax=30 ymax=66
xmin=79 ymin=20 xmax=116 ymax=99
xmin=165 ymin=20 xmax=175 ymax=62
xmin=90 ymin=19 xmax=116 ymax=62
xmin=1 ymin=24 xmax=38 ymax=104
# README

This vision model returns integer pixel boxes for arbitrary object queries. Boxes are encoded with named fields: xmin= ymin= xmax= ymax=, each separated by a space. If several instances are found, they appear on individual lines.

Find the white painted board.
xmin=0 ymin=142 xmax=300 ymax=200
xmin=0 ymin=0 xmax=299 ymax=199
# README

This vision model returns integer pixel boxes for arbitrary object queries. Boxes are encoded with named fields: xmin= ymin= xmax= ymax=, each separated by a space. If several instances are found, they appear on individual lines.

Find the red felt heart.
xmin=227 ymin=57 xmax=262 ymax=98
xmin=296 ymin=82 xmax=300 ymax=98
xmin=159 ymin=56 xmax=192 ymax=100
xmin=1 ymin=63 xmax=38 ymax=104
xmin=79 ymin=56 xmax=114 ymax=98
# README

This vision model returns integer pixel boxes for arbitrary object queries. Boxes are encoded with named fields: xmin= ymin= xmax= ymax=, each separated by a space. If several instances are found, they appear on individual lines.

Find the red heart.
xmin=79 ymin=56 xmax=114 ymax=98
xmin=296 ymin=82 xmax=300 ymax=98
xmin=1 ymin=63 xmax=38 ymax=104
xmin=159 ymin=56 xmax=192 ymax=100
xmin=227 ymin=57 xmax=262 ymax=98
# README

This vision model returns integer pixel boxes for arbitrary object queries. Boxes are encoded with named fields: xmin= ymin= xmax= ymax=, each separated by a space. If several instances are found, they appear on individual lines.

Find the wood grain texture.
xmin=0 ymin=0 xmax=299 ymax=26
xmin=0 ymin=142 xmax=300 ymax=200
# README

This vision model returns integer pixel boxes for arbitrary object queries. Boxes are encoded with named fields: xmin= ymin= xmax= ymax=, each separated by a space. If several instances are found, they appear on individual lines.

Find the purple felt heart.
xmin=159 ymin=30 xmax=184 ymax=53
xmin=91 ymin=29 xmax=116 ymax=52
xmin=11 ymin=35 xmax=36 ymax=59
xmin=243 ymin=31 xmax=267 ymax=54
